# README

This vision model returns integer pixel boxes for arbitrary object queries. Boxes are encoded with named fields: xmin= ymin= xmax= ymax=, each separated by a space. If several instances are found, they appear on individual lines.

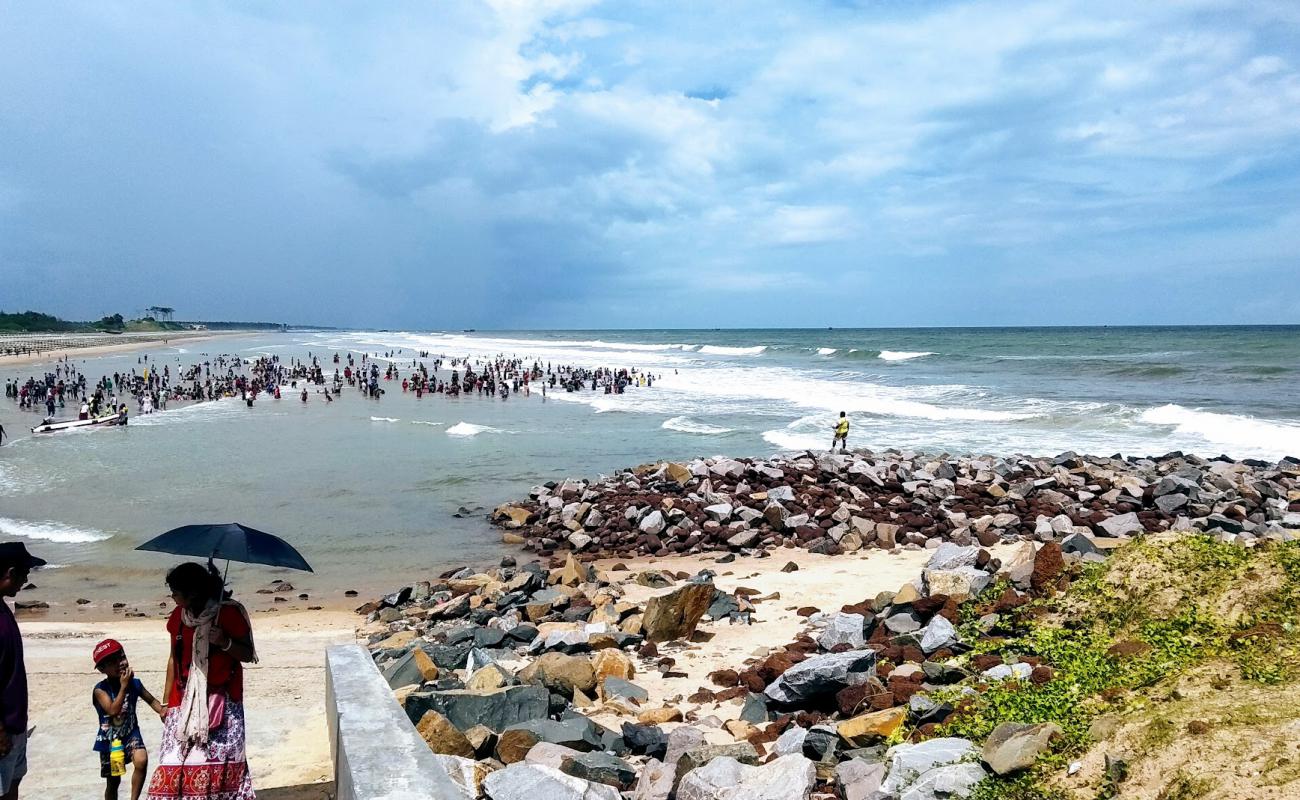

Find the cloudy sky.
xmin=2 ymin=0 xmax=1298 ymax=328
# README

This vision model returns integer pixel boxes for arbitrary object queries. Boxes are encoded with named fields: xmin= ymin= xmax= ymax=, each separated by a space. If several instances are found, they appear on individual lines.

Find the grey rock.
xmin=764 ymin=649 xmax=876 ymax=704
xmin=676 ymin=754 xmax=816 ymax=800
xmin=879 ymin=738 xmax=979 ymax=798
xmin=483 ymin=762 xmax=620 ymax=800
xmin=774 ymin=725 xmax=807 ymax=756
xmin=1155 ymin=493 xmax=1189 ymax=513
xmin=640 ymin=510 xmax=666 ymax=535
xmin=817 ymin=612 xmax=867 ymax=651
xmin=1060 ymin=533 xmax=1101 ymax=558
xmin=925 ymin=543 xmax=979 ymax=571
xmin=382 ymin=649 xmax=427 ymax=689
xmin=884 ymin=611 xmax=921 ymax=634
xmin=739 ymin=693 xmax=769 ymax=724
xmin=631 ymin=758 xmax=675 ymax=800
xmin=704 ymin=503 xmax=734 ymax=521
xmin=898 ymin=762 xmax=987 ymax=800
xmin=561 ymin=751 xmax=637 ymax=790
xmin=982 ymin=722 xmax=1061 ymax=775
xmin=504 ymin=717 xmax=604 ymax=753
xmin=919 ymin=616 xmax=959 ymax=654
xmin=407 ymin=684 xmax=550 ymax=732
xmin=836 ymin=758 xmax=887 ymax=800
xmin=768 ymin=486 xmax=796 ymax=502
xmin=1097 ymin=512 xmax=1143 ymax=537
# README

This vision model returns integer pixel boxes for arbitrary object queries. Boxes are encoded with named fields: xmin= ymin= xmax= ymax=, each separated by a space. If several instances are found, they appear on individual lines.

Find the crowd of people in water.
xmin=2 ymin=346 xmax=661 ymax=434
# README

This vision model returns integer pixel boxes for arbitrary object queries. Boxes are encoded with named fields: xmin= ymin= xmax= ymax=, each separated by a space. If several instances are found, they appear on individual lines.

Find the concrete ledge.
xmin=327 ymin=644 xmax=467 ymax=800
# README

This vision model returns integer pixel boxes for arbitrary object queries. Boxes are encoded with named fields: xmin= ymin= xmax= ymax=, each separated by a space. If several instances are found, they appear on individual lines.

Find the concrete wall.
xmin=326 ymin=644 xmax=468 ymax=800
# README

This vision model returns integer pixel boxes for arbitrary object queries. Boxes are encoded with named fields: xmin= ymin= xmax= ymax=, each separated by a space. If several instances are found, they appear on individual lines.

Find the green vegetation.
xmin=1 ymin=309 xmax=291 ymax=333
xmin=941 ymin=535 xmax=1300 ymax=799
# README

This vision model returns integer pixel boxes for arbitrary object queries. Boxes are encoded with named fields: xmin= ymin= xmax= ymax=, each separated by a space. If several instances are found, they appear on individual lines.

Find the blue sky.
xmin=2 ymin=0 xmax=1298 ymax=328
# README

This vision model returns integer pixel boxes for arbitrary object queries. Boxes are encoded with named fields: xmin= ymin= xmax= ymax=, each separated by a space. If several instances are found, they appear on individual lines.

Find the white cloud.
xmin=768 ymin=205 xmax=857 ymax=244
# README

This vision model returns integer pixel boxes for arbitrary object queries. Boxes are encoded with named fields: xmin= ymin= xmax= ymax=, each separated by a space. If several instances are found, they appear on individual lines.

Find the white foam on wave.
xmin=879 ymin=351 xmax=935 ymax=362
xmin=410 ymin=420 xmax=443 ymax=426
xmin=0 ymin=517 xmax=113 ymax=544
xmin=662 ymin=416 xmax=733 ymax=435
xmin=1139 ymin=404 xmax=1300 ymax=458
xmin=337 ymin=331 xmax=697 ymax=371
xmin=817 ymin=348 xmax=837 ymax=355
xmin=446 ymin=422 xmax=505 ymax=437
xmin=699 ymin=345 xmax=767 ymax=356
xmin=130 ymin=399 xmax=241 ymax=426
xmin=370 ymin=416 xmax=400 ymax=423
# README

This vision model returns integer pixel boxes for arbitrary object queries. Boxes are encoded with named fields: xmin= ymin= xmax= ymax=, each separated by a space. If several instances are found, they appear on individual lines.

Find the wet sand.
xmin=20 ymin=608 xmax=355 ymax=799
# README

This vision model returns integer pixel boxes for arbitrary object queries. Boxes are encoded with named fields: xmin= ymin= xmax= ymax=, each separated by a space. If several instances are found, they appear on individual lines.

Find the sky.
xmin=1 ymin=0 xmax=1299 ymax=329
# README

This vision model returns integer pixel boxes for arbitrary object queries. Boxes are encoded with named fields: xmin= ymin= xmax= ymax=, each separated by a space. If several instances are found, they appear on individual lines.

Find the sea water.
xmin=1 ymin=326 xmax=1297 ymax=605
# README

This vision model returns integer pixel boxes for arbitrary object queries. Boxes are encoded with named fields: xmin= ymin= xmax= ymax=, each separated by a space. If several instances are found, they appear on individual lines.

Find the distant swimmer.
xmin=832 ymin=411 xmax=849 ymax=453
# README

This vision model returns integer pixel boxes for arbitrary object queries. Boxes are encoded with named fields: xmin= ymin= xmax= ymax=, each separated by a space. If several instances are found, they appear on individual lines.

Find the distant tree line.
xmin=0 ymin=310 xmax=293 ymax=332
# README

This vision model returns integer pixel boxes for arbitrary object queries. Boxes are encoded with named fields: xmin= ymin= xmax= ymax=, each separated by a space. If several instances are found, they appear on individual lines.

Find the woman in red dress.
xmin=145 ymin=562 xmax=257 ymax=800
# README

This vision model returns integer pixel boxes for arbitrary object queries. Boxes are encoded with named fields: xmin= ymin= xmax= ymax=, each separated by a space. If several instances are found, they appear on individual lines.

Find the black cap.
xmin=0 ymin=542 xmax=47 ymax=569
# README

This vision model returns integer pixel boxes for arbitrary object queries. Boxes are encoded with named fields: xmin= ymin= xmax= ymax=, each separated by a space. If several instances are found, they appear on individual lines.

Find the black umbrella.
xmin=136 ymin=523 xmax=313 ymax=573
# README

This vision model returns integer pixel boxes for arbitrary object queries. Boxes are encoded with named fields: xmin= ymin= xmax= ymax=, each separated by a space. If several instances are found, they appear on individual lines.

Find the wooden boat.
xmin=31 ymin=414 xmax=122 ymax=434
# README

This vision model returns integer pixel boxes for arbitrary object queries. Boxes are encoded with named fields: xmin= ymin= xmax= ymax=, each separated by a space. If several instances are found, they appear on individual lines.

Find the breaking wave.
xmin=878 ymin=351 xmax=935 ymax=362
xmin=0 ymin=517 xmax=113 ymax=544
xmin=661 ymin=416 xmax=733 ymax=435
xmin=446 ymin=422 xmax=505 ymax=437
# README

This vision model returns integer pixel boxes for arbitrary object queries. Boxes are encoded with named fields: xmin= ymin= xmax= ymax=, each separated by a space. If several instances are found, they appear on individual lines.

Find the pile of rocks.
xmin=685 ymin=540 xmax=1071 ymax=799
xmin=361 ymin=527 xmax=1089 ymax=799
xmin=361 ymin=549 xmax=775 ymax=798
xmin=491 ymin=450 xmax=1300 ymax=559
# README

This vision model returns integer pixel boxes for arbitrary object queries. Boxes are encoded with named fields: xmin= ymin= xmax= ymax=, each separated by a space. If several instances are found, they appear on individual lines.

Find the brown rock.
xmin=838 ymin=706 xmax=908 ymax=746
xmin=518 ymin=652 xmax=596 ymax=696
xmin=411 ymin=648 xmax=440 ymax=683
xmin=416 ymin=710 xmax=476 ymax=758
xmin=1030 ymin=542 xmax=1064 ymax=596
xmin=637 ymin=706 xmax=684 ymax=725
xmin=496 ymin=727 xmax=542 ymax=764
xmin=592 ymin=649 xmax=635 ymax=685
xmin=641 ymin=581 xmax=715 ymax=643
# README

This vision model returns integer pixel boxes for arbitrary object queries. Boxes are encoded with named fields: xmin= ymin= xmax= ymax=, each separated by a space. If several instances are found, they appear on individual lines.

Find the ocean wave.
xmin=698 ymin=345 xmax=767 ymax=356
xmin=370 ymin=416 xmax=400 ymax=423
xmin=1224 ymin=365 xmax=1292 ymax=377
xmin=1139 ymin=404 xmax=1300 ymax=457
xmin=446 ymin=422 xmax=506 ymax=437
xmin=878 ymin=350 xmax=935 ymax=362
xmin=817 ymin=348 xmax=837 ymax=355
xmin=0 ymin=517 xmax=113 ymax=544
xmin=410 ymin=420 xmax=444 ymax=426
xmin=1105 ymin=365 xmax=1189 ymax=378
xmin=661 ymin=416 xmax=734 ymax=435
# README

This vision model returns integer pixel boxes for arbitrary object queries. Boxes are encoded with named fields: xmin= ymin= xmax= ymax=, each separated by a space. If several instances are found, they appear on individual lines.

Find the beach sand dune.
xmin=20 ymin=609 xmax=354 ymax=799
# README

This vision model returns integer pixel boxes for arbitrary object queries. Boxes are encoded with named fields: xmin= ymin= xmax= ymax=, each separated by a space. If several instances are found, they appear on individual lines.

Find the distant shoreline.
xmin=0 ymin=330 xmax=258 ymax=367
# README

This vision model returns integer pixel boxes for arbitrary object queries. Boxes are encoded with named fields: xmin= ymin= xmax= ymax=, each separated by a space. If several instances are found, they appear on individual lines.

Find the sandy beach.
xmin=0 ymin=331 xmax=255 ymax=367
xmin=583 ymin=547 xmax=942 ymax=731
xmin=20 ymin=608 xmax=355 ymax=799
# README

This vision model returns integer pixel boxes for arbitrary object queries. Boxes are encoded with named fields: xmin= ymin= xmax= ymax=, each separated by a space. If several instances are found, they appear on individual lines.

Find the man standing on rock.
xmin=832 ymin=411 xmax=850 ymax=453
xmin=0 ymin=542 xmax=44 ymax=800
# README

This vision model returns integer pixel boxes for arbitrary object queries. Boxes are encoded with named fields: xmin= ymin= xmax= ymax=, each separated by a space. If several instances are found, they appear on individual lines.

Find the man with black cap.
xmin=0 ymin=542 xmax=44 ymax=800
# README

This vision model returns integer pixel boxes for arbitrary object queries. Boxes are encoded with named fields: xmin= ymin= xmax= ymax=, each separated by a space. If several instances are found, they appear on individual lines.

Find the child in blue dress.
xmin=92 ymin=639 xmax=165 ymax=800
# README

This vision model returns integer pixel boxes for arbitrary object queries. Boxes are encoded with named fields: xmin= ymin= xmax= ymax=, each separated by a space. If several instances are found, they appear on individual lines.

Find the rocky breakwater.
xmin=357 ymin=549 xmax=773 ymax=799
xmin=490 ymin=450 xmax=1300 ymax=560
xmin=357 ymin=520 xmax=1114 ymax=799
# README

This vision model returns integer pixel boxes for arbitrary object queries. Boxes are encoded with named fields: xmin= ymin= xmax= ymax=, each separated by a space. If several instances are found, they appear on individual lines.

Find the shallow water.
xmin=1 ymin=326 xmax=1297 ymax=608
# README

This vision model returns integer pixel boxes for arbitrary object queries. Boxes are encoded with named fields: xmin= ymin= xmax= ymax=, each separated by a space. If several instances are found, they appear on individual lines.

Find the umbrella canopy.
xmin=136 ymin=523 xmax=313 ymax=572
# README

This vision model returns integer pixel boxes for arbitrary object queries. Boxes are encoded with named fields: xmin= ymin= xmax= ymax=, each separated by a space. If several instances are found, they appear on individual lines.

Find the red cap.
xmin=92 ymin=638 xmax=124 ymax=666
